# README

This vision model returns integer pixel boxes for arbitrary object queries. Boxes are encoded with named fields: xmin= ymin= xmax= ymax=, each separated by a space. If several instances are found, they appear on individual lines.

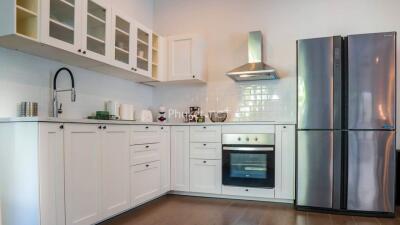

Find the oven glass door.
xmin=222 ymin=147 xmax=274 ymax=188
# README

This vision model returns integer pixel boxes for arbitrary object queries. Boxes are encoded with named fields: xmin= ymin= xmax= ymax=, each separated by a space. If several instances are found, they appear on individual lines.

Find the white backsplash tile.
xmin=153 ymin=77 xmax=296 ymax=123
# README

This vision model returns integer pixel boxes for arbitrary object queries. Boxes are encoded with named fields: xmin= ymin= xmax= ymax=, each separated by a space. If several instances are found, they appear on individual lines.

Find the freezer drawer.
xmin=347 ymin=131 xmax=396 ymax=213
xmin=347 ymin=32 xmax=396 ymax=129
xmin=297 ymin=37 xmax=342 ymax=130
xmin=297 ymin=130 xmax=334 ymax=208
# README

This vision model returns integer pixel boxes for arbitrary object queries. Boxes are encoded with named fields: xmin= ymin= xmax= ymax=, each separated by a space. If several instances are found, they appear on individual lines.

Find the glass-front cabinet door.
xmin=81 ymin=0 xmax=111 ymax=63
xmin=135 ymin=23 xmax=152 ymax=77
xmin=111 ymin=11 xmax=133 ymax=71
xmin=41 ymin=0 xmax=82 ymax=53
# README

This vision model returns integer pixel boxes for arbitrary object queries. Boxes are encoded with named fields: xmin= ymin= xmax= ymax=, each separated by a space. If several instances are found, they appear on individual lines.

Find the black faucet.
xmin=52 ymin=67 xmax=76 ymax=117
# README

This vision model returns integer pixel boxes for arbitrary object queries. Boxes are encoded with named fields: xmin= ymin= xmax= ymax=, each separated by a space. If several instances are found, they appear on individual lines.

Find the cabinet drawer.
xmin=130 ymin=161 xmax=161 ymax=207
xmin=222 ymin=186 xmax=275 ymax=199
xmin=190 ymin=159 xmax=222 ymax=194
xmin=190 ymin=126 xmax=221 ymax=143
xmin=190 ymin=143 xmax=221 ymax=159
xmin=130 ymin=143 xmax=160 ymax=165
xmin=130 ymin=126 xmax=161 ymax=145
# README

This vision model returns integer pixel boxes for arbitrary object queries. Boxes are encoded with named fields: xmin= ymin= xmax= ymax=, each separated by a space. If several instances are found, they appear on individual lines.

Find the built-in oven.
xmin=222 ymin=133 xmax=275 ymax=188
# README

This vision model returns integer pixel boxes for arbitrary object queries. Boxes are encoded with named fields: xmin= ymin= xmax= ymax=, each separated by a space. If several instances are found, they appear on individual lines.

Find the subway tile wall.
xmin=153 ymin=76 xmax=296 ymax=123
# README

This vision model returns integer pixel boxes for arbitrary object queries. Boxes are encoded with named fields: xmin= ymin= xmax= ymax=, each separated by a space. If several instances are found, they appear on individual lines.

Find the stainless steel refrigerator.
xmin=296 ymin=32 xmax=396 ymax=215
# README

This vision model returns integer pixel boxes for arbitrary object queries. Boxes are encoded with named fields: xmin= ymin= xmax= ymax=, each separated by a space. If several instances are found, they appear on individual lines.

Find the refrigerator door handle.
xmin=341 ymin=131 xmax=348 ymax=209
xmin=333 ymin=130 xmax=342 ymax=209
xmin=333 ymin=37 xmax=343 ymax=130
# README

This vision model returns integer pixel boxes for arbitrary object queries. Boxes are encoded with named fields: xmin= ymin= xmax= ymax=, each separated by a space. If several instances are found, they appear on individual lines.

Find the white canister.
xmin=120 ymin=104 xmax=134 ymax=120
xmin=106 ymin=101 xmax=120 ymax=117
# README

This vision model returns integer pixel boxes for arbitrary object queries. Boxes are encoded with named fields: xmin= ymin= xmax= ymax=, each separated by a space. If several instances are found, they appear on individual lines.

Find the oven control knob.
xmin=237 ymin=137 xmax=241 ymax=141
xmin=246 ymin=137 xmax=250 ymax=142
xmin=255 ymin=137 xmax=258 ymax=142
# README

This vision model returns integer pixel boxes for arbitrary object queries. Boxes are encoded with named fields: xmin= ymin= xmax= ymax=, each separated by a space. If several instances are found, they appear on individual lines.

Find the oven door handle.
xmin=223 ymin=146 xmax=274 ymax=152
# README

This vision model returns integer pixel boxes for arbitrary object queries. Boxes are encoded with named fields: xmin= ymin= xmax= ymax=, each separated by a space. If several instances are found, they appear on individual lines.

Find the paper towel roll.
xmin=120 ymin=104 xmax=134 ymax=120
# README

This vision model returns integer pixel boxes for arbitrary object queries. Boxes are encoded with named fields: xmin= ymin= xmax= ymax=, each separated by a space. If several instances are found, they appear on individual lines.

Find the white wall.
xmin=153 ymin=0 xmax=400 ymax=124
xmin=0 ymin=0 xmax=155 ymax=119
xmin=0 ymin=48 xmax=153 ymax=119
xmin=113 ymin=0 xmax=154 ymax=28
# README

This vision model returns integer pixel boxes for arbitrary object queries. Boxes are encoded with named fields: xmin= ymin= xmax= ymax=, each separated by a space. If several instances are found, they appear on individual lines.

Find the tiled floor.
xmin=99 ymin=195 xmax=400 ymax=225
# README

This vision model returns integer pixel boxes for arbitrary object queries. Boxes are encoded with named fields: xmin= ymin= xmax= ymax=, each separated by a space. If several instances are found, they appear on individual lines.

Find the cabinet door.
xmin=275 ymin=125 xmax=295 ymax=200
xmin=131 ymin=161 xmax=161 ymax=207
xmin=190 ymin=159 xmax=221 ymax=194
xmin=111 ymin=10 xmax=134 ymax=70
xmin=135 ymin=23 xmax=152 ymax=77
xmin=160 ymin=126 xmax=171 ymax=193
xmin=81 ymin=0 xmax=111 ymax=63
xmin=64 ymin=124 xmax=101 ymax=225
xmin=41 ymin=0 xmax=82 ymax=53
xmin=168 ymin=35 xmax=205 ymax=81
xmin=171 ymin=126 xmax=190 ymax=192
xmin=101 ymin=125 xmax=130 ymax=219
xmin=38 ymin=123 xmax=65 ymax=225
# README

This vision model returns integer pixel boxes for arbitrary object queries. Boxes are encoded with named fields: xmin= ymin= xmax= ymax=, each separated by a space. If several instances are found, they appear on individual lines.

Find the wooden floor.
xmin=99 ymin=195 xmax=400 ymax=225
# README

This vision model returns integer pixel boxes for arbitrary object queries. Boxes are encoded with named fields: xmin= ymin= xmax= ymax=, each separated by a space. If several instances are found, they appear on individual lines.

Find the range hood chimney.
xmin=226 ymin=31 xmax=278 ymax=81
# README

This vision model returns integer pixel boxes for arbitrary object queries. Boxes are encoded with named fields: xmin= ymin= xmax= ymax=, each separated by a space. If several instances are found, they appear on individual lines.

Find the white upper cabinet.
xmin=111 ymin=10 xmax=134 ymax=71
xmin=0 ymin=0 xmax=40 ymax=41
xmin=81 ymin=0 xmax=111 ymax=63
xmin=0 ymin=1 xmax=201 ymax=85
xmin=168 ymin=34 xmax=207 ymax=82
xmin=41 ymin=0 xmax=82 ymax=53
xmin=135 ymin=23 xmax=152 ymax=77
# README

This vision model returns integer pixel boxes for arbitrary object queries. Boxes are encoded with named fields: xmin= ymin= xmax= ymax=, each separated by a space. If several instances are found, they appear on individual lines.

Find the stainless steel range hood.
xmin=226 ymin=31 xmax=278 ymax=81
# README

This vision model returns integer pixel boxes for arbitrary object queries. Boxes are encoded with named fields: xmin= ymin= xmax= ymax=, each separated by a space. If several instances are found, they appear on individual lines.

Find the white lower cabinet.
xmin=190 ymin=159 xmax=221 ymax=194
xmin=171 ymin=126 xmax=190 ymax=192
xmin=39 ymin=123 xmax=65 ymax=225
xmin=100 ymin=126 xmax=130 ymax=219
xmin=64 ymin=124 xmax=130 ymax=225
xmin=274 ymin=125 xmax=295 ymax=200
xmin=130 ymin=161 xmax=161 ymax=207
xmin=160 ymin=126 xmax=171 ymax=194
xmin=64 ymin=124 xmax=102 ymax=225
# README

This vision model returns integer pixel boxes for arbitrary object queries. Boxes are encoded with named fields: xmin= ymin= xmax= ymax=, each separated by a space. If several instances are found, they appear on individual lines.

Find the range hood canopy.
xmin=226 ymin=31 xmax=278 ymax=81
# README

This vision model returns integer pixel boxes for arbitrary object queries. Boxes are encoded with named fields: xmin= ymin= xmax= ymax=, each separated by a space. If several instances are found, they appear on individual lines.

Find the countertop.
xmin=0 ymin=117 xmax=296 ymax=125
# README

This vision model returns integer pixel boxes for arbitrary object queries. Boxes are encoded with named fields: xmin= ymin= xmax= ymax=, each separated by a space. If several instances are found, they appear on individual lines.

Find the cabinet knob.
xmin=193 ymin=75 xmax=196 ymax=78
xmin=245 ymin=189 xmax=249 ymax=192
xmin=78 ymin=49 xmax=81 ymax=53
xmin=203 ymin=126 xmax=206 ymax=129
xmin=60 ymin=125 xmax=64 ymax=129
xmin=145 ymin=145 xmax=150 ymax=148
xmin=145 ymin=126 xmax=149 ymax=129
xmin=132 ymin=67 xmax=137 ymax=71
xmin=146 ymin=164 xmax=149 ymax=167
xmin=203 ymin=161 xmax=207 ymax=163
xmin=161 ymin=127 xmax=164 ymax=130
xmin=103 ymin=126 xmax=107 ymax=129
xmin=203 ymin=143 xmax=207 ymax=146
xmin=283 ymin=126 xmax=287 ymax=128
xmin=98 ymin=125 xmax=102 ymax=129
xmin=83 ymin=50 xmax=87 ymax=54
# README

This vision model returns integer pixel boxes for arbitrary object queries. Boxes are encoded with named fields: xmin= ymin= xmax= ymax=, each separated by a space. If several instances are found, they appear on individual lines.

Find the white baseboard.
xmin=169 ymin=191 xmax=294 ymax=204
